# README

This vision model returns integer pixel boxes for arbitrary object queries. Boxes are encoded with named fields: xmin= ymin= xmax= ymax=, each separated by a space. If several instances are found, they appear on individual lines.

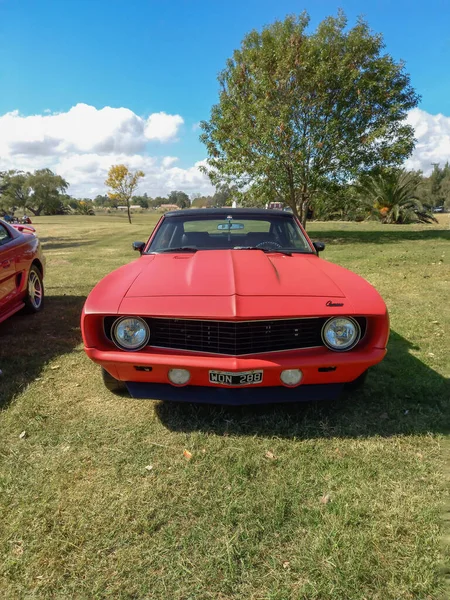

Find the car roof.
xmin=163 ymin=208 xmax=293 ymax=218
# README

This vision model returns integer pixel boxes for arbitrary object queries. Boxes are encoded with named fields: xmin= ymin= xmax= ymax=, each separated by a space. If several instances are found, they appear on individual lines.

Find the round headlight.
xmin=322 ymin=317 xmax=361 ymax=351
xmin=112 ymin=317 xmax=150 ymax=350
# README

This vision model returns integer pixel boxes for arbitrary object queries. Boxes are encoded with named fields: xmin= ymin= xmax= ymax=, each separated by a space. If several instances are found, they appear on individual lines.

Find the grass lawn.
xmin=0 ymin=213 xmax=449 ymax=599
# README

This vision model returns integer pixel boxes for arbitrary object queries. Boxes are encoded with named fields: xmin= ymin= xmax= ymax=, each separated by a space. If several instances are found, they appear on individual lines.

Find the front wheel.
xmin=23 ymin=265 xmax=44 ymax=313
xmin=102 ymin=368 xmax=128 ymax=394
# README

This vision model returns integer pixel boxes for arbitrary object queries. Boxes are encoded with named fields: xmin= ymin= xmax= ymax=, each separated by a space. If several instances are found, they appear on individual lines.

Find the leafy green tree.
xmin=440 ymin=175 xmax=450 ymax=210
xmin=26 ymin=169 xmax=69 ymax=215
xmin=200 ymin=11 xmax=419 ymax=225
xmin=426 ymin=163 xmax=450 ymax=208
xmin=168 ymin=190 xmax=190 ymax=209
xmin=0 ymin=171 xmax=11 ymax=205
xmin=60 ymin=194 xmax=78 ymax=211
xmin=191 ymin=196 xmax=208 ymax=208
xmin=2 ymin=169 xmax=69 ymax=215
xmin=306 ymin=182 xmax=362 ymax=221
xmin=93 ymin=194 xmax=110 ymax=207
xmin=213 ymin=184 xmax=235 ymax=207
xmin=0 ymin=170 xmax=33 ymax=213
xmin=105 ymin=164 xmax=145 ymax=224
xmin=132 ymin=193 xmax=150 ymax=209
xmin=190 ymin=186 xmax=236 ymax=208
xmin=191 ymin=195 xmax=216 ymax=208
xmin=152 ymin=196 xmax=167 ymax=208
xmin=357 ymin=169 xmax=437 ymax=224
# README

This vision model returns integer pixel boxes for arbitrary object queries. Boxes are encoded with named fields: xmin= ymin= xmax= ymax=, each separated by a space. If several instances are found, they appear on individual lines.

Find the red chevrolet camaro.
xmin=0 ymin=219 xmax=45 ymax=325
xmin=82 ymin=209 xmax=389 ymax=404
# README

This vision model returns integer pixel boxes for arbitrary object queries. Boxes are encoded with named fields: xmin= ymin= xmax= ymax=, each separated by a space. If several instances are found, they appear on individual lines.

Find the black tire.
xmin=102 ymin=368 xmax=128 ymax=394
xmin=345 ymin=369 xmax=369 ymax=392
xmin=23 ymin=265 xmax=44 ymax=314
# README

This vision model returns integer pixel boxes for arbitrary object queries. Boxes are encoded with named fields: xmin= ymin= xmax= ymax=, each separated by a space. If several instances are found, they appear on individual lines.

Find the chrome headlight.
xmin=322 ymin=317 xmax=361 ymax=351
xmin=112 ymin=317 xmax=150 ymax=351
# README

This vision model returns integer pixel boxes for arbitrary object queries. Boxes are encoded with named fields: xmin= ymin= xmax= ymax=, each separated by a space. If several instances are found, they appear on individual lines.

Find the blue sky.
xmin=1 ymin=0 xmax=449 ymax=196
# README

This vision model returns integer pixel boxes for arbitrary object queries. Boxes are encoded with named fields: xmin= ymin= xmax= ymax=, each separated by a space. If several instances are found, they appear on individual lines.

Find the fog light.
xmin=168 ymin=368 xmax=191 ymax=385
xmin=280 ymin=369 xmax=302 ymax=386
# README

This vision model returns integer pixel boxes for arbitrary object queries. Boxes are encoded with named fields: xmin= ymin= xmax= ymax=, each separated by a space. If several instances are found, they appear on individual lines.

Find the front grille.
xmin=105 ymin=316 xmax=367 ymax=356
xmin=105 ymin=316 xmax=337 ymax=355
xmin=149 ymin=318 xmax=329 ymax=355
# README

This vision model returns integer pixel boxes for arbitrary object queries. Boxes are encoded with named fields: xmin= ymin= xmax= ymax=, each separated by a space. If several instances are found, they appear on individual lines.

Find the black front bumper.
xmin=125 ymin=382 xmax=344 ymax=405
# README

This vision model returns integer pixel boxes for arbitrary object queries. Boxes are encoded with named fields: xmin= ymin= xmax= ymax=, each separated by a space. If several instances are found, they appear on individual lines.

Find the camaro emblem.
xmin=326 ymin=300 xmax=344 ymax=307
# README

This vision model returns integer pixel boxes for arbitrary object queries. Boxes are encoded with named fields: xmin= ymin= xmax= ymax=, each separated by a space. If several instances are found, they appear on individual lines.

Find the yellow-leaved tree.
xmin=105 ymin=165 xmax=145 ymax=224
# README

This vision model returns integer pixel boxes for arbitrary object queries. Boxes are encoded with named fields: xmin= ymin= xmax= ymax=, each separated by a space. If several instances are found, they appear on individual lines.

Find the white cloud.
xmin=0 ymin=103 xmax=182 ymax=157
xmin=0 ymin=104 xmax=213 ymax=198
xmin=161 ymin=156 xmax=179 ymax=168
xmin=405 ymin=108 xmax=450 ymax=174
xmin=144 ymin=112 xmax=184 ymax=142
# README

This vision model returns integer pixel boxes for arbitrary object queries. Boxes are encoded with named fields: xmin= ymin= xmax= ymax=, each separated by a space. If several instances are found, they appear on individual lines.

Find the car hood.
xmin=84 ymin=250 xmax=387 ymax=319
xmin=124 ymin=251 xmax=345 ymax=298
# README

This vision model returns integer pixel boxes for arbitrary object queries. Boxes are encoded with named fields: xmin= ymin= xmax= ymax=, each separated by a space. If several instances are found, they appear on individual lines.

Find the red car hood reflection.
xmin=125 ymin=251 xmax=345 ymax=298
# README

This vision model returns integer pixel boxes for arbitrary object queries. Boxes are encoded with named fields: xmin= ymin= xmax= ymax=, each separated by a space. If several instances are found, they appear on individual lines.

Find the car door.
xmin=0 ymin=223 xmax=19 ymax=314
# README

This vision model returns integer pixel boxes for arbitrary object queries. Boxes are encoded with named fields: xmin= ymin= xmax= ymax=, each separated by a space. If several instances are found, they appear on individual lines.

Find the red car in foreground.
xmin=0 ymin=219 xmax=45 ymax=325
xmin=82 ymin=209 xmax=389 ymax=404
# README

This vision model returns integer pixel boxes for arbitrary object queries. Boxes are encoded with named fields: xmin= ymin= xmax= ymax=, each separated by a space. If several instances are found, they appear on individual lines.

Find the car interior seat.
xmin=180 ymin=232 xmax=211 ymax=248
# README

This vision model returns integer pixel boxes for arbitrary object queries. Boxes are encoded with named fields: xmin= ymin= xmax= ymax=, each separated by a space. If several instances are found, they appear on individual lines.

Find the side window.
xmin=285 ymin=222 xmax=309 ymax=250
xmin=150 ymin=222 xmax=177 ymax=250
xmin=0 ymin=224 xmax=11 ymax=246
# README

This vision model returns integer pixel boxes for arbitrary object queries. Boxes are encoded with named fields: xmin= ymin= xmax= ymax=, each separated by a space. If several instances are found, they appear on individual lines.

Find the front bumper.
xmin=85 ymin=345 xmax=386 ymax=403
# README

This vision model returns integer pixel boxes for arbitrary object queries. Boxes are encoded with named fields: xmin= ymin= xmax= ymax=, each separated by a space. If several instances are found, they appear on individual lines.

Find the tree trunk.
xmin=301 ymin=199 xmax=309 ymax=228
xmin=300 ymin=186 xmax=310 ymax=228
xmin=127 ymin=201 xmax=132 ymax=224
xmin=286 ymin=165 xmax=301 ymax=220
xmin=28 ymin=206 xmax=41 ymax=216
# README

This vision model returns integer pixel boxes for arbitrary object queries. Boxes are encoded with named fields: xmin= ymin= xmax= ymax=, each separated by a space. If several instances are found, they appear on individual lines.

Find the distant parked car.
xmin=432 ymin=206 xmax=444 ymax=213
xmin=82 ymin=208 xmax=389 ymax=404
xmin=0 ymin=219 xmax=45 ymax=325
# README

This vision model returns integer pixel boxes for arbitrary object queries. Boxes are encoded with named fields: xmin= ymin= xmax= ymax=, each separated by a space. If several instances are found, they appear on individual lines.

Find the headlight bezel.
xmin=111 ymin=316 xmax=150 ymax=351
xmin=321 ymin=316 xmax=361 ymax=352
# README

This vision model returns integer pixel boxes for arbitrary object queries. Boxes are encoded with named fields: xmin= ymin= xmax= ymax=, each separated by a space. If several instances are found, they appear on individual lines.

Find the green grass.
xmin=0 ymin=213 xmax=449 ymax=599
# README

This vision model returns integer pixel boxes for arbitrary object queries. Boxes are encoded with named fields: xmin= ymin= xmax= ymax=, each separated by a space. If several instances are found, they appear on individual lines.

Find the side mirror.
xmin=132 ymin=241 xmax=146 ymax=254
xmin=313 ymin=241 xmax=325 ymax=253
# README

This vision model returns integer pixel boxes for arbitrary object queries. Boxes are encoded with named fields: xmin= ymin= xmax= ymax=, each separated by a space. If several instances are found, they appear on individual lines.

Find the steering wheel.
xmin=255 ymin=241 xmax=283 ymax=250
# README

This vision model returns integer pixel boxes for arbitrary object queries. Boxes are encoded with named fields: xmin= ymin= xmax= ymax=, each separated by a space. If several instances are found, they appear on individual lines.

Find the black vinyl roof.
xmin=163 ymin=208 xmax=292 ymax=218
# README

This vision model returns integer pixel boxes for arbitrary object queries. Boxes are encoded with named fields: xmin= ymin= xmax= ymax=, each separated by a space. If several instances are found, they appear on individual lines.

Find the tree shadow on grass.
xmin=308 ymin=227 xmax=450 ymax=245
xmin=40 ymin=237 xmax=97 ymax=251
xmin=155 ymin=330 xmax=450 ymax=439
xmin=0 ymin=295 xmax=85 ymax=409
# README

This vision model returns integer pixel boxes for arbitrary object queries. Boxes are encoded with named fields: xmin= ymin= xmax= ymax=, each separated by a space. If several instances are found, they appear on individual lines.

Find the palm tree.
xmin=357 ymin=170 xmax=437 ymax=224
xmin=74 ymin=200 xmax=95 ymax=216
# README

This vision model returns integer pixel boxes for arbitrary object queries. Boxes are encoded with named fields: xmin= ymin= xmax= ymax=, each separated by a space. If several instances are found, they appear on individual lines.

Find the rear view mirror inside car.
xmin=217 ymin=223 xmax=244 ymax=230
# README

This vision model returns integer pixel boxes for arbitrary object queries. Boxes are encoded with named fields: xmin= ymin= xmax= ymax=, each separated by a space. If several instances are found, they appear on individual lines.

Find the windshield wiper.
xmin=155 ymin=246 xmax=199 ymax=253
xmin=233 ymin=246 xmax=293 ymax=256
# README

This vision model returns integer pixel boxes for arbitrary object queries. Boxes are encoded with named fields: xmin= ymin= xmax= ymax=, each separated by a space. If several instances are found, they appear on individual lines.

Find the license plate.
xmin=209 ymin=370 xmax=263 ymax=386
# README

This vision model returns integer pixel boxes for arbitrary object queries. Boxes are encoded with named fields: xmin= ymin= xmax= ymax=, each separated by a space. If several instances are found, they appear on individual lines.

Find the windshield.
xmin=147 ymin=214 xmax=313 ymax=253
